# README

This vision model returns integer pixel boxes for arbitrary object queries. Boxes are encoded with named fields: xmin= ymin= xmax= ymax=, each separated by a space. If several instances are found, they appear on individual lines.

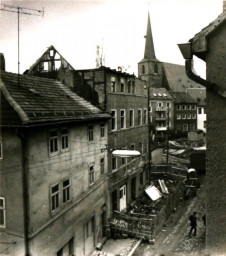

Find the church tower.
xmin=138 ymin=12 xmax=162 ymax=87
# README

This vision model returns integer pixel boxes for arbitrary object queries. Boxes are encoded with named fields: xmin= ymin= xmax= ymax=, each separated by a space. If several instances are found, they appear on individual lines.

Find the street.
xmin=134 ymin=176 xmax=206 ymax=256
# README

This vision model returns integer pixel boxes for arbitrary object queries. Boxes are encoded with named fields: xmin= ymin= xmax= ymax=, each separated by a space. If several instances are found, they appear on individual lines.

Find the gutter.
xmin=16 ymin=128 xmax=30 ymax=256
xmin=178 ymin=43 xmax=226 ymax=98
xmin=184 ymin=59 xmax=226 ymax=98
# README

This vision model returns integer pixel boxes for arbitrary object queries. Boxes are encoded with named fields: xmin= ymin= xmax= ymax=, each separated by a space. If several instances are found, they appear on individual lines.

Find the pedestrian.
xmin=202 ymin=214 xmax=206 ymax=227
xmin=189 ymin=212 xmax=197 ymax=237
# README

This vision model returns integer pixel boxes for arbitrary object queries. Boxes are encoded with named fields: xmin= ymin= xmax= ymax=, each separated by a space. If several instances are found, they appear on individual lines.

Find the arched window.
xmin=154 ymin=64 xmax=158 ymax=74
xmin=142 ymin=65 xmax=145 ymax=74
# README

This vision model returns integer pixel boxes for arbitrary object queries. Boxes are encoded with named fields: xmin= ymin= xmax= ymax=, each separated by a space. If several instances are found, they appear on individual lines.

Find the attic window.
xmin=153 ymin=93 xmax=157 ymax=96
xmin=49 ymin=49 xmax=54 ymax=57
xmin=44 ymin=62 xmax=48 ymax=71
xmin=158 ymin=93 xmax=162 ymax=96
xmin=163 ymin=93 xmax=167 ymax=96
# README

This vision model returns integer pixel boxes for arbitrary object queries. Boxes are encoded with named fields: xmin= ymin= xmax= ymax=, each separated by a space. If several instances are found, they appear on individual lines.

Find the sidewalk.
xmin=91 ymin=238 xmax=141 ymax=256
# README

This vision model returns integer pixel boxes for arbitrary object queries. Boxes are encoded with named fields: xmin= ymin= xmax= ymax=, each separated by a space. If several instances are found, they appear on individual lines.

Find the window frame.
xmin=187 ymin=114 xmax=191 ymax=119
xmin=177 ymin=105 xmax=181 ymax=110
xmin=61 ymin=128 xmax=69 ymax=151
xmin=138 ymin=109 xmax=142 ymax=126
xmin=120 ymin=109 xmax=126 ymax=129
xmin=192 ymin=113 xmax=197 ymax=119
xmin=111 ymin=155 xmax=117 ymax=171
xmin=182 ymin=114 xmax=186 ymax=119
xmin=49 ymin=129 xmax=59 ymax=155
xmin=62 ymin=178 xmax=71 ymax=204
xmin=129 ymin=109 xmax=134 ymax=127
xmin=100 ymin=123 xmax=105 ymax=138
xmin=100 ymin=157 xmax=105 ymax=174
xmin=88 ymin=125 xmax=94 ymax=142
xmin=183 ymin=124 xmax=188 ymax=131
xmin=0 ymin=197 xmax=6 ymax=228
xmin=111 ymin=110 xmax=117 ymax=131
xmin=143 ymin=109 xmax=147 ymax=125
xmin=89 ymin=164 xmax=95 ymax=186
xmin=120 ymin=79 xmax=125 ymax=93
xmin=111 ymin=77 xmax=116 ymax=92
xmin=50 ymin=183 xmax=60 ymax=213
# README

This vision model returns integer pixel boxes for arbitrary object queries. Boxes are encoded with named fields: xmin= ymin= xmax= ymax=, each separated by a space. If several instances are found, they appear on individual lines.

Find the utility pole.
xmin=0 ymin=5 xmax=44 ymax=256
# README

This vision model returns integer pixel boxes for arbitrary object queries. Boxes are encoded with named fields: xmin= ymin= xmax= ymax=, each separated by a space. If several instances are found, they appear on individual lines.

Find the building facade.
xmin=170 ymin=92 xmax=197 ymax=133
xmin=0 ymin=62 xmax=110 ymax=256
xmin=149 ymin=88 xmax=174 ymax=137
xmin=25 ymin=47 xmax=149 ymax=216
xmin=184 ymin=6 xmax=226 ymax=255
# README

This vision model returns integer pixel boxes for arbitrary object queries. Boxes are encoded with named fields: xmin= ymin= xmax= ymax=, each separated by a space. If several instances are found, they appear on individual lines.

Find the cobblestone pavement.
xmin=134 ymin=176 xmax=206 ymax=256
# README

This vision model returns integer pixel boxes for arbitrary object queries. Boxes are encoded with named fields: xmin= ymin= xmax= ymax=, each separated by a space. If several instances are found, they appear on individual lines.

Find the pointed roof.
xmin=140 ymin=12 xmax=159 ymax=63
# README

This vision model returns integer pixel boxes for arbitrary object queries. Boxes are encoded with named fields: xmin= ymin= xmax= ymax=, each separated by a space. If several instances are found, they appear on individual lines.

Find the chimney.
xmin=224 ymin=0 xmax=226 ymax=12
xmin=0 ymin=53 xmax=5 ymax=71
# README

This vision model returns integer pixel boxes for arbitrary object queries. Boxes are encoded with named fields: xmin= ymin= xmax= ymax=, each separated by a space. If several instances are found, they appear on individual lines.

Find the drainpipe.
xmin=16 ymin=128 xmax=30 ymax=256
xmin=178 ymin=43 xmax=226 ymax=98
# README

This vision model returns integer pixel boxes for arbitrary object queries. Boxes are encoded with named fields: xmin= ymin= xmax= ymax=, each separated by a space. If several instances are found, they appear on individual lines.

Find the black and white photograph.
xmin=0 ymin=0 xmax=225 ymax=255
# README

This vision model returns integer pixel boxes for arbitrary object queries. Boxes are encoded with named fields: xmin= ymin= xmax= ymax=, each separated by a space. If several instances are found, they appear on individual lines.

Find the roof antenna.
xmin=0 ymin=4 xmax=44 ymax=86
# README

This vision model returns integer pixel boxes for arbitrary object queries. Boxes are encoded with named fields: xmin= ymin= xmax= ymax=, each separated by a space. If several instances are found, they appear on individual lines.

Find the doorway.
xmin=119 ymin=185 xmax=127 ymax=212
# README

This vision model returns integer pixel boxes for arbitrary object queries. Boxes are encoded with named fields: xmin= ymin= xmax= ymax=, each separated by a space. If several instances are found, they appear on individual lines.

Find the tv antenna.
xmin=0 ymin=4 xmax=44 ymax=80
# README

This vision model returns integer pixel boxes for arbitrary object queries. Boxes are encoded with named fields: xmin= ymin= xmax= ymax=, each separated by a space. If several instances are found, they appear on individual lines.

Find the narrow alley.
xmin=134 ymin=176 xmax=206 ymax=256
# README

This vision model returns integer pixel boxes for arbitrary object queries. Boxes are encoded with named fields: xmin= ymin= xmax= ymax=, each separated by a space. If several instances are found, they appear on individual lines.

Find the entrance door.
xmin=131 ymin=177 xmax=136 ymax=200
xmin=119 ymin=185 xmax=127 ymax=212
xmin=84 ymin=217 xmax=95 ymax=256
xmin=57 ymin=238 xmax=74 ymax=256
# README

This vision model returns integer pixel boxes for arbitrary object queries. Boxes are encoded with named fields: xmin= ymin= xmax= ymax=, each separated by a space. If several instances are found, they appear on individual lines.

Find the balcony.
xmin=156 ymin=107 xmax=166 ymax=112
xmin=109 ymin=156 xmax=147 ymax=186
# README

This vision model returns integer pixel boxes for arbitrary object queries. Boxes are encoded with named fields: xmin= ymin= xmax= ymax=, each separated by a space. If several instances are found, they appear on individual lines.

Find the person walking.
xmin=189 ymin=212 xmax=197 ymax=237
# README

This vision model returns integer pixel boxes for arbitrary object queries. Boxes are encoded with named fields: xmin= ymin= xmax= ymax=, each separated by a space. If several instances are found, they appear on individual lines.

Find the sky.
xmin=0 ymin=0 xmax=223 ymax=77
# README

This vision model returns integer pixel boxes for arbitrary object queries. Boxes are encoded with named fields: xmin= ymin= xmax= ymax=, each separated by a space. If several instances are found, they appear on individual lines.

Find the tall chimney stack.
xmin=0 ymin=53 xmax=5 ymax=71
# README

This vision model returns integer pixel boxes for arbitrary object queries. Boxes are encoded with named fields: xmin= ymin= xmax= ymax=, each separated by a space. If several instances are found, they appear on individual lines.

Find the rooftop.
xmin=0 ymin=71 xmax=110 ymax=127
xmin=149 ymin=88 xmax=173 ymax=100
xmin=170 ymin=92 xmax=197 ymax=104
xmin=163 ymin=62 xmax=203 ymax=92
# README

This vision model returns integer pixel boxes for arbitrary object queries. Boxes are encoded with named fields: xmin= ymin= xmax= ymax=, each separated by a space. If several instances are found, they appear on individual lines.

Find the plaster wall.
xmin=205 ymin=24 xmax=226 ymax=255
xmin=0 ymin=129 xmax=25 ymax=256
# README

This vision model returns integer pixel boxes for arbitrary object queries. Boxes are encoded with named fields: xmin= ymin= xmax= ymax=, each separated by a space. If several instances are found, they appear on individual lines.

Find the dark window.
xmin=128 ymin=80 xmax=131 ymax=93
xmin=0 ymin=197 xmax=5 ymax=227
xmin=122 ymin=158 xmax=126 ymax=165
xmin=154 ymin=64 xmax=158 ymax=74
xmin=143 ymin=109 xmax=147 ymax=124
xmin=89 ymin=165 xmax=95 ymax=185
xmin=61 ymin=129 xmax=69 ymax=150
xmin=112 ymin=156 xmax=117 ymax=170
xmin=120 ymin=82 xmax=124 ymax=92
xmin=101 ymin=123 xmax=105 ymax=137
xmin=132 ymin=81 xmax=135 ymax=94
xmin=142 ymin=65 xmax=145 ymax=74
xmin=129 ymin=110 xmax=134 ymax=127
xmin=100 ymin=157 xmax=105 ymax=174
xmin=62 ymin=179 xmax=71 ymax=203
xmin=88 ymin=126 xmax=94 ymax=141
xmin=204 ymin=108 xmax=206 ymax=114
xmin=120 ymin=110 xmax=126 ymax=129
xmin=138 ymin=109 xmax=142 ymax=125
xmin=198 ymin=107 xmax=202 ymax=114
xmin=49 ymin=130 xmax=58 ymax=153
xmin=111 ymin=110 xmax=117 ymax=130
xmin=51 ymin=184 xmax=60 ymax=212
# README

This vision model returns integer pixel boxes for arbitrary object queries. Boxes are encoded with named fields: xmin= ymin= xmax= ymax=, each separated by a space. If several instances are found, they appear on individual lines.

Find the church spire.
xmin=144 ymin=12 xmax=158 ymax=61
